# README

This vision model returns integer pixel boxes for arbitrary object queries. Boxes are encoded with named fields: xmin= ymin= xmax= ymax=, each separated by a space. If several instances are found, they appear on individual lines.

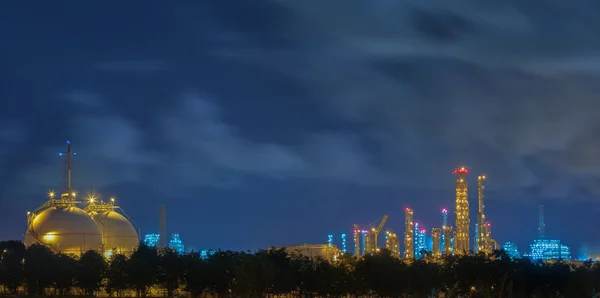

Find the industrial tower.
xmin=431 ymin=228 xmax=441 ymax=258
xmin=453 ymin=166 xmax=470 ymax=255
xmin=404 ymin=208 xmax=414 ymax=259
xmin=477 ymin=175 xmax=491 ymax=253
xmin=443 ymin=226 xmax=453 ymax=255
xmin=385 ymin=231 xmax=400 ymax=256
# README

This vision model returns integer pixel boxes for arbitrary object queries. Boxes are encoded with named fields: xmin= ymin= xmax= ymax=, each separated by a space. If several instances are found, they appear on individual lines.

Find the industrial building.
xmin=523 ymin=205 xmax=571 ymax=261
xmin=24 ymin=141 xmax=138 ymax=257
xmin=283 ymin=244 xmax=341 ymax=262
xmin=143 ymin=233 xmax=186 ymax=255
xmin=502 ymin=242 xmax=520 ymax=259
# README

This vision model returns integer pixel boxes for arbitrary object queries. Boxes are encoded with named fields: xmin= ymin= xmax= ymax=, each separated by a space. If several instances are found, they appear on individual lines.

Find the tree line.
xmin=1 ymin=240 xmax=600 ymax=297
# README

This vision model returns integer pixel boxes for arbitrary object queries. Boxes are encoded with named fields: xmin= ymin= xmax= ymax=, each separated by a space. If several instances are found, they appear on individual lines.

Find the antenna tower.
xmin=59 ymin=140 xmax=76 ymax=200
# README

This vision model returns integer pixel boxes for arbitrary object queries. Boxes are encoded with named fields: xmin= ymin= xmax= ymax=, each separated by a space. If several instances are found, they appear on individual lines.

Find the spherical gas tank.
xmin=90 ymin=210 xmax=139 ymax=258
xmin=25 ymin=206 xmax=103 ymax=256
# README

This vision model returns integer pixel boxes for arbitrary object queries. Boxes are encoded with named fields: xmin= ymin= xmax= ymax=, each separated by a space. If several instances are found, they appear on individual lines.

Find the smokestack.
xmin=538 ymin=205 xmax=545 ymax=239
xmin=159 ymin=205 xmax=167 ymax=248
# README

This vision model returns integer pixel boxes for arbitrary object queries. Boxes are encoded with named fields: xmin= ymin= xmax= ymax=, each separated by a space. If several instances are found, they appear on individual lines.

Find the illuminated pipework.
xmin=453 ymin=166 xmax=470 ymax=255
xmin=432 ymin=228 xmax=441 ymax=258
xmin=341 ymin=233 xmax=347 ymax=253
xmin=385 ymin=231 xmax=399 ymax=256
xmin=443 ymin=226 xmax=453 ymax=255
xmin=404 ymin=207 xmax=414 ymax=259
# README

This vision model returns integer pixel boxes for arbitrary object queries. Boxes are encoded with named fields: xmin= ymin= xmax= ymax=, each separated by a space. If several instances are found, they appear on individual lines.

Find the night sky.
xmin=2 ymin=1 xmax=600 ymax=256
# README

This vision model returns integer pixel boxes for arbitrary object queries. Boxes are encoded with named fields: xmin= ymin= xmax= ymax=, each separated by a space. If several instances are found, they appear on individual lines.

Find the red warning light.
xmin=453 ymin=167 xmax=469 ymax=175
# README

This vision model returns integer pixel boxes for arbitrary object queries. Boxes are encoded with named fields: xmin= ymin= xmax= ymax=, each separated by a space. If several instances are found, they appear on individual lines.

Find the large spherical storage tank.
xmin=90 ymin=210 xmax=139 ymax=258
xmin=25 ymin=206 xmax=103 ymax=256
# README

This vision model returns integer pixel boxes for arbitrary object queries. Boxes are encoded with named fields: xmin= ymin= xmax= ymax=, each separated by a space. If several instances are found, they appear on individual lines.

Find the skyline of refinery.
xmin=328 ymin=166 xmax=578 ymax=261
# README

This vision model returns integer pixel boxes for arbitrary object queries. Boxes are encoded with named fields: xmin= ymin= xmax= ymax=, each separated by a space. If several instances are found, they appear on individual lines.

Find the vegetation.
xmin=1 ymin=240 xmax=600 ymax=297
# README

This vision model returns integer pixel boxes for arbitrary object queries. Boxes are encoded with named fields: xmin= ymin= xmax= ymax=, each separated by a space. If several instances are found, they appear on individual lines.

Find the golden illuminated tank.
xmin=86 ymin=197 xmax=139 ymax=258
xmin=25 ymin=193 xmax=103 ymax=256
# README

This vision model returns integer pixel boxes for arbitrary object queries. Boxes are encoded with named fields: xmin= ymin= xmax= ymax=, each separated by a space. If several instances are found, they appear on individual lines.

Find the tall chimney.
xmin=159 ymin=205 xmax=167 ymax=248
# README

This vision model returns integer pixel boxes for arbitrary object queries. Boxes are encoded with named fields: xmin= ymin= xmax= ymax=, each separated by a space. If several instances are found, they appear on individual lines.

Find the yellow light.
xmin=27 ymin=211 xmax=31 ymax=215
xmin=110 ymin=197 xmax=115 ymax=202
xmin=71 ymin=192 xmax=76 ymax=198
xmin=48 ymin=191 xmax=55 ymax=198
xmin=89 ymin=197 xmax=95 ymax=203
xmin=43 ymin=233 xmax=56 ymax=242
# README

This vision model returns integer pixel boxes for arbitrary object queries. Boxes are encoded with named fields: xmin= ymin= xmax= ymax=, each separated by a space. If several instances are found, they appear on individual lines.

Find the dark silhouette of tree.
xmin=205 ymin=250 xmax=237 ymax=298
xmin=263 ymin=248 xmax=295 ymax=296
xmin=52 ymin=253 xmax=77 ymax=296
xmin=157 ymin=248 xmax=183 ymax=297
xmin=126 ymin=242 xmax=159 ymax=297
xmin=77 ymin=250 xmax=107 ymax=296
xmin=181 ymin=252 xmax=209 ymax=298
xmin=0 ymin=240 xmax=26 ymax=294
xmin=105 ymin=253 xmax=128 ymax=297
xmin=355 ymin=249 xmax=407 ymax=297
xmin=10 ymin=240 xmax=600 ymax=297
xmin=23 ymin=244 xmax=55 ymax=295
xmin=231 ymin=252 xmax=270 ymax=298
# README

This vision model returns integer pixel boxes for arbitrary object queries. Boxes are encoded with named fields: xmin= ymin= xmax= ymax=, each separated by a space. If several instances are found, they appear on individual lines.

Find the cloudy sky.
xmin=2 ymin=1 xmax=600 ymax=255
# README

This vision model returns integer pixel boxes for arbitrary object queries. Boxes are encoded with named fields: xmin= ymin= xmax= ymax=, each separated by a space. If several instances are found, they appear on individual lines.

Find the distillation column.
xmin=432 ymin=228 xmax=441 ymax=258
xmin=477 ymin=175 xmax=490 ymax=253
xmin=353 ymin=224 xmax=360 ymax=256
xmin=404 ymin=208 xmax=414 ymax=259
xmin=443 ymin=226 xmax=453 ymax=255
xmin=454 ymin=166 xmax=470 ymax=255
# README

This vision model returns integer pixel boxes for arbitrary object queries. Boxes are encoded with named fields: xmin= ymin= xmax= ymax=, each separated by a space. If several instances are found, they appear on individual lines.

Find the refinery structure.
xmin=24 ymin=141 xmax=139 ymax=258
xmin=322 ymin=165 xmax=575 ymax=262
xmin=324 ymin=165 xmax=507 ymax=261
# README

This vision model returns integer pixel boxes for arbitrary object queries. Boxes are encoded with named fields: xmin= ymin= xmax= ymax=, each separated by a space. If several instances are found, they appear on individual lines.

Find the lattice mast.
xmin=453 ymin=166 xmax=470 ymax=255
xmin=59 ymin=140 xmax=76 ymax=200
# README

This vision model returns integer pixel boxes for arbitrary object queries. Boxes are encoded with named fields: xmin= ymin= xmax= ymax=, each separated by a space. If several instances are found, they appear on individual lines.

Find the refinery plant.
xmin=142 ymin=205 xmax=185 ymax=254
xmin=326 ymin=165 xmax=574 ymax=263
xmin=333 ymin=166 xmax=505 ymax=261
xmin=24 ymin=141 xmax=139 ymax=258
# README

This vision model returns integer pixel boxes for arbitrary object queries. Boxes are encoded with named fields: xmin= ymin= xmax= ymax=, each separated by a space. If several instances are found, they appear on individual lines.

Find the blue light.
xmin=341 ymin=233 xmax=347 ymax=253
xmin=66 ymin=140 xmax=71 ymax=144
xmin=169 ymin=233 xmax=185 ymax=255
xmin=59 ymin=153 xmax=63 ymax=156
xmin=143 ymin=233 xmax=160 ymax=247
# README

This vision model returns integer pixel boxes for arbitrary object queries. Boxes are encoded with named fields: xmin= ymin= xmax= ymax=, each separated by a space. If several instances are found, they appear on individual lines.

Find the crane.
xmin=358 ymin=215 xmax=389 ymax=254
xmin=371 ymin=215 xmax=388 ymax=252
